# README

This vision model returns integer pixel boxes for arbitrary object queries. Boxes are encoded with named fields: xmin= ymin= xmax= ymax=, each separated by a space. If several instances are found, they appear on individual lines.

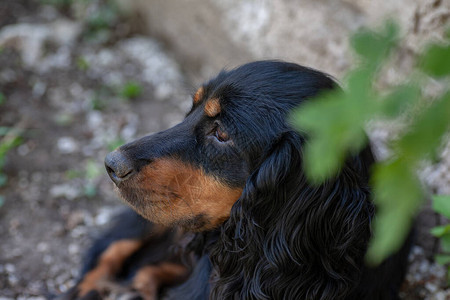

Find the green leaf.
xmin=0 ymin=135 xmax=23 ymax=157
xmin=345 ymin=68 xmax=375 ymax=99
xmin=431 ymin=224 xmax=450 ymax=237
xmin=290 ymin=20 xmax=447 ymax=268
xmin=420 ymin=42 xmax=450 ymax=78
xmin=433 ymin=195 xmax=450 ymax=219
xmin=396 ymin=92 xmax=450 ymax=162
xmin=291 ymin=90 xmax=368 ymax=182
xmin=351 ymin=21 xmax=399 ymax=66
xmin=378 ymin=84 xmax=421 ymax=118
xmin=436 ymin=254 xmax=450 ymax=265
xmin=290 ymin=23 xmax=403 ymax=184
xmin=302 ymin=138 xmax=344 ymax=182
xmin=0 ymin=195 xmax=4 ymax=208
xmin=366 ymin=159 xmax=423 ymax=265
xmin=441 ymin=235 xmax=450 ymax=253
xmin=0 ymin=93 xmax=5 ymax=105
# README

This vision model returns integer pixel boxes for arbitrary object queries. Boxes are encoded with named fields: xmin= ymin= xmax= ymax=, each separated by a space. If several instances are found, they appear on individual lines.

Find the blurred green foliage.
xmin=90 ymin=85 xmax=114 ymax=111
xmin=83 ymin=0 xmax=120 ymax=44
xmin=84 ymin=159 xmax=102 ymax=197
xmin=431 ymin=195 xmax=450 ymax=271
xmin=41 ymin=0 xmax=121 ymax=44
xmin=90 ymin=96 xmax=107 ymax=111
xmin=64 ymin=159 xmax=103 ymax=198
xmin=420 ymin=42 xmax=450 ymax=78
xmin=54 ymin=112 xmax=75 ymax=126
xmin=291 ymin=22 xmax=450 ymax=265
xmin=0 ymin=128 xmax=24 ymax=186
xmin=107 ymin=138 xmax=125 ymax=152
xmin=85 ymin=1 xmax=118 ymax=31
xmin=0 ymin=125 xmax=24 ymax=207
xmin=120 ymin=81 xmax=142 ymax=100
xmin=0 ymin=90 xmax=23 ymax=209
xmin=76 ymin=56 xmax=90 ymax=71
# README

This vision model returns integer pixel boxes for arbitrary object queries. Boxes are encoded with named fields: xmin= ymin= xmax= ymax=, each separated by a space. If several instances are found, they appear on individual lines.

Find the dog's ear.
xmin=210 ymin=131 xmax=374 ymax=299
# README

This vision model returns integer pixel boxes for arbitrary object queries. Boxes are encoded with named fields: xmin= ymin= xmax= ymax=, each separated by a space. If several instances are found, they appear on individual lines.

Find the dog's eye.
xmin=214 ymin=126 xmax=229 ymax=142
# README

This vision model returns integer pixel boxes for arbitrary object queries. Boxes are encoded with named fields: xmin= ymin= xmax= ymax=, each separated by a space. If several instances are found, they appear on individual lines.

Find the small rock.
xmin=31 ymin=172 xmax=44 ymax=183
xmin=37 ymin=242 xmax=49 ymax=252
xmin=57 ymin=137 xmax=78 ymax=154
xmin=0 ymin=20 xmax=81 ymax=68
xmin=95 ymin=208 xmax=114 ymax=226
xmin=17 ymin=143 xmax=31 ymax=156
xmin=0 ymin=69 xmax=17 ymax=83
xmin=68 ymin=243 xmax=80 ymax=255
xmin=5 ymin=263 xmax=15 ymax=273
xmin=50 ymin=183 xmax=80 ymax=200
xmin=70 ymin=226 xmax=87 ymax=238
xmin=434 ymin=291 xmax=448 ymax=300
xmin=87 ymin=111 xmax=103 ymax=129
xmin=425 ymin=282 xmax=438 ymax=293
xmin=50 ymin=19 xmax=82 ymax=46
xmin=32 ymin=81 xmax=47 ymax=98
xmin=38 ymin=45 xmax=72 ymax=73
xmin=67 ymin=210 xmax=87 ymax=229
xmin=7 ymin=274 xmax=18 ymax=286
xmin=0 ymin=23 xmax=50 ymax=66
xmin=43 ymin=254 xmax=53 ymax=265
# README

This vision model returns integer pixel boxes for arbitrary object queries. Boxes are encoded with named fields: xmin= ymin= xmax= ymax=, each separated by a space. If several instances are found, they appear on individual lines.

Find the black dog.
xmin=68 ymin=61 xmax=411 ymax=299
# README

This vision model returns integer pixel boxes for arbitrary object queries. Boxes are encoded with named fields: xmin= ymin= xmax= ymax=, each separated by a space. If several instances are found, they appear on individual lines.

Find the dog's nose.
xmin=104 ymin=150 xmax=135 ymax=185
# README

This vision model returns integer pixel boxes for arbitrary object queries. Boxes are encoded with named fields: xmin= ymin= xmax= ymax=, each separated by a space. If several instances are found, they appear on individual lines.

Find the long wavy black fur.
xmin=167 ymin=139 xmax=382 ymax=300
xmin=165 ymin=61 xmax=412 ymax=300
xmin=210 ymin=132 xmax=374 ymax=299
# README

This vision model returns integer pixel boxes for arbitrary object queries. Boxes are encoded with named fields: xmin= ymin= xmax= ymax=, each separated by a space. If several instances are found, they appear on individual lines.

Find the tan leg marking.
xmin=78 ymin=239 xmax=142 ymax=296
xmin=132 ymin=262 xmax=189 ymax=300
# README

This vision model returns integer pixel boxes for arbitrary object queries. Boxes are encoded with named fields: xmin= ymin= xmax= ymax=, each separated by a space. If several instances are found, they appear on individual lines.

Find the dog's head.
xmin=104 ymin=61 xmax=337 ymax=231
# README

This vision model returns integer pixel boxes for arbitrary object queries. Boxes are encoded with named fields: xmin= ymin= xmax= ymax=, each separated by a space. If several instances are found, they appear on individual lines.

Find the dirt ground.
xmin=0 ymin=1 xmax=448 ymax=299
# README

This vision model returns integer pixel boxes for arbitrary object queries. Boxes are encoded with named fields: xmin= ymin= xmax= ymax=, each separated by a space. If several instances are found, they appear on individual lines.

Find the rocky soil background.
xmin=0 ymin=0 xmax=449 ymax=299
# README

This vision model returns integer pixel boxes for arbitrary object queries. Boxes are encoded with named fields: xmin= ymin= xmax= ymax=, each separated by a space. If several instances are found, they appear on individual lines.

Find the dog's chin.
xmin=114 ymin=185 xmax=228 ymax=232
xmin=114 ymin=185 xmax=168 ymax=223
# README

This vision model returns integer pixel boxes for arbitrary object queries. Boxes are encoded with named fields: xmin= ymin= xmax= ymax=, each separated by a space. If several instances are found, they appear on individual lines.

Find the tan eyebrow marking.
xmin=193 ymin=87 xmax=204 ymax=105
xmin=204 ymin=97 xmax=221 ymax=117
